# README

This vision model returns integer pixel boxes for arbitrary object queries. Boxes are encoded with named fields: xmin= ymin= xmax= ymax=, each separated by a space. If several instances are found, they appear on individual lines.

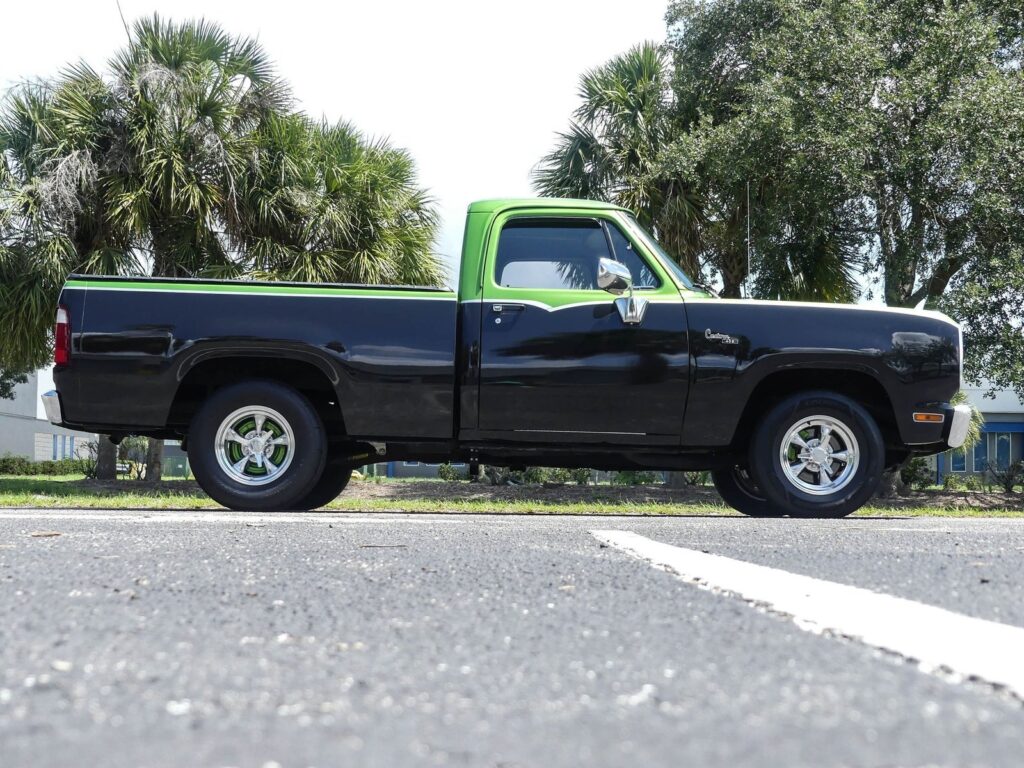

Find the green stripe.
xmin=64 ymin=279 xmax=455 ymax=300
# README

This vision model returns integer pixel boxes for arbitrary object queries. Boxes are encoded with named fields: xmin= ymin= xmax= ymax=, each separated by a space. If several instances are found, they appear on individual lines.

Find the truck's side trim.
xmin=514 ymin=428 xmax=647 ymax=436
xmin=460 ymin=296 xmax=681 ymax=313
xmin=684 ymin=296 xmax=961 ymax=330
xmin=63 ymin=279 xmax=456 ymax=301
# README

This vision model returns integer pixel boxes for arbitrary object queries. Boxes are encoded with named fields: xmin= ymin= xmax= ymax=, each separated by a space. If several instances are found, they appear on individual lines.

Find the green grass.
xmin=0 ymin=475 xmax=212 ymax=510
xmin=854 ymin=506 xmax=1024 ymax=518
xmin=0 ymin=474 xmax=1020 ymax=517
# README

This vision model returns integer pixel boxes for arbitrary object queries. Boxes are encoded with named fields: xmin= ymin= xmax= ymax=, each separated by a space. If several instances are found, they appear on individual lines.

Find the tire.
xmin=711 ymin=466 xmax=787 ymax=517
xmin=748 ymin=390 xmax=884 ymax=518
xmin=188 ymin=380 xmax=327 ymax=511
xmin=293 ymin=452 xmax=353 ymax=510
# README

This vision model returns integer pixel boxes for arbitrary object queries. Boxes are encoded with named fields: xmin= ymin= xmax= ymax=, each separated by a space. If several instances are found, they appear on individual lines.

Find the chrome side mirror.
xmin=597 ymin=257 xmax=632 ymax=295
xmin=614 ymin=294 xmax=648 ymax=325
xmin=597 ymin=257 xmax=647 ymax=325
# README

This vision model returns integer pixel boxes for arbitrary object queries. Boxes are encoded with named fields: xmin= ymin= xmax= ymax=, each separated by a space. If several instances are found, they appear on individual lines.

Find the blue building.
xmin=933 ymin=386 xmax=1024 ymax=481
xmin=372 ymin=461 xmax=467 ymax=479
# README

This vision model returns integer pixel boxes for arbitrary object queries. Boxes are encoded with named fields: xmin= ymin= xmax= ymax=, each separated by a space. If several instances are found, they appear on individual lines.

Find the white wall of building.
xmin=961 ymin=384 xmax=1024 ymax=420
xmin=0 ymin=371 xmax=96 ymax=460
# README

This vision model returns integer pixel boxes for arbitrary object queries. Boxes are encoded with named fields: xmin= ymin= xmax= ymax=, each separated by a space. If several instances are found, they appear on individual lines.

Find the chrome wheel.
xmin=214 ymin=406 xmax=295 ymax=486
xmin=778 ymin=415 xmax=859 ymax=496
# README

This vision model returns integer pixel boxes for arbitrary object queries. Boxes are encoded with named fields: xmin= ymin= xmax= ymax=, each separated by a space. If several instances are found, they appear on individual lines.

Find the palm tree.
xmin=1 ymin=14 xmax=443 ymax=480
xmin=0 ymin=78 xmax=125 ymax=373
xmin=1 ymin=72 xmax=141 ymax=477
xmin=230 ymin=114 xmax=443 ymax=286
xmin=103 ymin=16 xmax=290 ymax=283
xmin=3 ymin=18 xmax=287 ymax=477
xmin=95 ymin=16 xmax=291 ymax=478
xmin=536 ymin=41 xmax=866 ymax=301
xmin=533 ymin=42 xmax=704 ymax=280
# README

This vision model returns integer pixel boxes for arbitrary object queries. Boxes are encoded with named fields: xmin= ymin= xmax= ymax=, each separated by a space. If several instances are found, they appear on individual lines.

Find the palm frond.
xmin=532 ymin=41 xmax=704 ymax=276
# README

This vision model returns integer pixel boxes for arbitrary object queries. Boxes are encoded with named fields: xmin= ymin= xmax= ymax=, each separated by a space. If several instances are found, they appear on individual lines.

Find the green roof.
xmin=467 ymin=198 xmax=629 ymax=215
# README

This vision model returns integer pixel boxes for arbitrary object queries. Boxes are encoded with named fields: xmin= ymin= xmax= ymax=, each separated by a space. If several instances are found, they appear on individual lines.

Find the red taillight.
xmin=55 ymin=305 xmax=71 ymax=366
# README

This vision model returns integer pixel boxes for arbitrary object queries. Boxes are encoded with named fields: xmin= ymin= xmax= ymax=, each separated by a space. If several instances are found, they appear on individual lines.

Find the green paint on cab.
xmin=457 ymin=198 xmax=705 ymax=306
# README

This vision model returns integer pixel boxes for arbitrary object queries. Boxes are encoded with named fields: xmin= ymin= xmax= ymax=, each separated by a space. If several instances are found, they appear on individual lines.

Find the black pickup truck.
xmin=43 ymin=198 xmax=968 ymax=517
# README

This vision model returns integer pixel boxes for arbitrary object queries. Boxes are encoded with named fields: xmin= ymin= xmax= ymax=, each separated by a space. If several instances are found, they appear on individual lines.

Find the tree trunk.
xmin=485 ymin=465 xmax=509 ymax=485
xmin=96 ymin=435 xmax=117 ymax=480
xmin=145 ymin=438 xmax=164 ymax=482
xmin=719 ymin=247 xmax=748 ymax=298
xmin=666 ymin=471 xmax=689 ymax=489
xmin=721 ymin=270 xmax=744 ymax=298
xmin=876 ymin=468 xmax=907 ymax=498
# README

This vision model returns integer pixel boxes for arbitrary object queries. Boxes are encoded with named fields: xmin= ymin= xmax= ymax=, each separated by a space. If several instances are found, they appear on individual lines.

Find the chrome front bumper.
xmin=947 ymin=404 xmax=972 ymax=449
xmin=40 ymin=390 xmax=63 ymax=426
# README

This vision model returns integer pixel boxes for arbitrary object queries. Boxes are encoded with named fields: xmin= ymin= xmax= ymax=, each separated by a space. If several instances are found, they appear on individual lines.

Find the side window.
xmin=495 ymin=219 xmax=609 ymax=290
xmin=605 ymin=223 xmax=660 ymax=289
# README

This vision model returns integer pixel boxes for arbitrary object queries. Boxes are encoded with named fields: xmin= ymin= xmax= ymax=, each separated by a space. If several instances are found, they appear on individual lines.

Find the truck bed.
xmin=55 ymin=275 xmax=459 ymax=439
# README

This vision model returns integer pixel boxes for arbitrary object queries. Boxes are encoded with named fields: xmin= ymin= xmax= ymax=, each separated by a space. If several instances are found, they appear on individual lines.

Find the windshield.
xmin=620 ymin=214 xmax=696 ymax=290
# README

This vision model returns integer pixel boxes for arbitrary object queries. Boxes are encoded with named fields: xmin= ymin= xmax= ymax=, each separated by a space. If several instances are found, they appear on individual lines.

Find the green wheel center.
xmin=223 ymin=416 xmax=289 ymax=476
xmin=215 ymin=405 xmax=297 ymax=487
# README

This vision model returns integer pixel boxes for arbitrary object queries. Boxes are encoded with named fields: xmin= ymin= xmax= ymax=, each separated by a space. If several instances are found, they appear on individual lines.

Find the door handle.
xmin=492 ymin=303 xmax=525 ymax=313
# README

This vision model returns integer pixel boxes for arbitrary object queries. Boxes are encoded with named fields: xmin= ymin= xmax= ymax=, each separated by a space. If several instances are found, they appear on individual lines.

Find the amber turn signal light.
xmin=912 ymin=412 xmax=945 ymax=423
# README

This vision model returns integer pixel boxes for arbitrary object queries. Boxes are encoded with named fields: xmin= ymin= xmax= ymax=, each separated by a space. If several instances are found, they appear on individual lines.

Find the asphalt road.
xmin=2 ymin=510 xmax=1024 ymax=767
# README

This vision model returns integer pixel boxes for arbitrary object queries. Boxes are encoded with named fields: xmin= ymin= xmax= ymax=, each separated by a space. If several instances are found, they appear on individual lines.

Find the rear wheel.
xmin=711 ymin=466 xmax=786 ymax=517
xmin=748 ymin=391 xmax=884 ymax=518
xmin=293 ymin=451 xmax=353 ymax=510
xmin=189 ymin=380 xmax=327 ymax=511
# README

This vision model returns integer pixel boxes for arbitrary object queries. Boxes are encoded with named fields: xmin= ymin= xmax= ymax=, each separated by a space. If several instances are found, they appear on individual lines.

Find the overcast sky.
xmin=1 ymin=0 xmax=670 ymax=279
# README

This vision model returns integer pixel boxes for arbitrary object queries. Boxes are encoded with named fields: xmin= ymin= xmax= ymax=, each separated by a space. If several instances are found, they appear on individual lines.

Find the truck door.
xmin=476 ymin=213 xmax=689 ymax=444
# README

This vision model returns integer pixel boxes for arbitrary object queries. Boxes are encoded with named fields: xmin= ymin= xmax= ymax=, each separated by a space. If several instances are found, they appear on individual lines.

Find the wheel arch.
xmin=167 ymin=352 xmax=346 ymax=439
xmin=731 ymin=367 xmax=900 ymax=459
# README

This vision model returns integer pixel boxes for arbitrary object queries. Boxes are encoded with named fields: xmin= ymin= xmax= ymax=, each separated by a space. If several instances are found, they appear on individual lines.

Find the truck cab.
xmin=457 ymin=199 xmax=698 ymax=445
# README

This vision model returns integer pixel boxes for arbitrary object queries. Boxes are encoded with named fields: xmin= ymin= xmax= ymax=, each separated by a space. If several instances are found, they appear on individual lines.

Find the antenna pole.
xmin=116 ymin=0 xmax=131 ymax=41
xmin=746 ymin=180 xmax=751 ymax=297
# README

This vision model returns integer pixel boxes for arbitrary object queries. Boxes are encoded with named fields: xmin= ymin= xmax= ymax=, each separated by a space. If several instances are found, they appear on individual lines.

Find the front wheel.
xmin=748 ymin=391 xmax=884 ymax=518
xmin=711 ymin=466 xmax=787 ymax=517
xmin=188 ymin=380 xmax=327 ymax=511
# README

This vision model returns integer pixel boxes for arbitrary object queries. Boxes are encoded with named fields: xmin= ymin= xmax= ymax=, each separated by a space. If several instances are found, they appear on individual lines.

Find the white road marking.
xmin=593 ymin=529 xmax=1024 ymax=697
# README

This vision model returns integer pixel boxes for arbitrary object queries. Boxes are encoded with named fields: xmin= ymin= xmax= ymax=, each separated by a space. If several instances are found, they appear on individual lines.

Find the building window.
xmin=974 ymin=438 xmax=988 ymax=473
xmin=52 ymin=435 xmax=58 ymax=460
xmin=69 ymin=436 xmax=75 ymax=457
xmin=951 ymin=447 xmax=966 ymax=473
xmin=994 ymin=433 xmax=1012 ymax=470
